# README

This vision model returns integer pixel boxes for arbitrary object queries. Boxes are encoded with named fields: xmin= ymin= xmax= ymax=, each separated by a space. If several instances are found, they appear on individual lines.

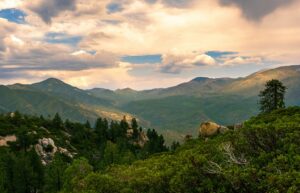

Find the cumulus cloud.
xmin=26 ymin=0 xmax=77 ymax=23
xmin=0 ymin=0 xmax=23 ymax=9
xmin=159 ymin=51 xmax=216 ymax=74
xmin=0 ymin=0 xmax=299 ymax=89
xmin=219 ymin=0 xmax=296 ymax=21
xmin=0 ymin=19 xmax=16 ymax=52
xmin=221 ymin=56 xmax=263 ymax=66
xmin=0 ymin=34 xmax=118 ymax=71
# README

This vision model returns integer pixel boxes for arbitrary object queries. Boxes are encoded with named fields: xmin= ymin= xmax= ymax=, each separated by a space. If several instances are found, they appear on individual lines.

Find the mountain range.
xmin=1 ymin=65 xmax=300 ymax=141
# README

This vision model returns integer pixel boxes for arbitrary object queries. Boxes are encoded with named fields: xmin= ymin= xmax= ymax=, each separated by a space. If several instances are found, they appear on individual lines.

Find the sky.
xmin=0 ymin=0 xmax=300 ymax=90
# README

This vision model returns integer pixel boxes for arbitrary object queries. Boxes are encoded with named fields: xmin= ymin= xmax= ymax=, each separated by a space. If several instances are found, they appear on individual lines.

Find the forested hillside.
xmin=58 ymin=107 xmax=300 ymax=193
xmin=1 ymin=107 xmax=299 ymax=192
xmin=0 ymin=112 xmax=168 ymax=193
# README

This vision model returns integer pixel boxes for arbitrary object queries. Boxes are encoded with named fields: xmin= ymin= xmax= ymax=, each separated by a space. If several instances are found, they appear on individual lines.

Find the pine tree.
xmin=119 ymin=116 xmax=129 ymax=138
xmin=95 ymin=118 xmax=107 ymax=144
xmin=52 ymin=113 xmax=63 ymax=129
xmin=131 ymin=118 xmax=138 ymax=130
xmin=85 ymin=120 xmax=91 ymax=129
xmin=131 ymin=118 xmax=139 ymax=139
xmin=44 ymin=154 xmax=67 ymax=193
xmin=259 ymin=79 xmax=286 ymax=113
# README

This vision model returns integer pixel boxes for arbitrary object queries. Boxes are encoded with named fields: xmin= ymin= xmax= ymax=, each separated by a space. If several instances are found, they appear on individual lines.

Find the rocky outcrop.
xmin=35 ymin=138 xmax=57 ymax=165
xmin=127 ymin=129 xmax=149 ymax=147
xmin=127 ymin=129 xmax=134 ymax=138
xmin=0 ymin=135 xmax=17 ymax=146
xmin=35 ymin=138 xmax=73 ymax=165
xmin=199 ymin=122 xmax=229 ymax=137
xmin=137 ymin=131 xmax=148 ymax=147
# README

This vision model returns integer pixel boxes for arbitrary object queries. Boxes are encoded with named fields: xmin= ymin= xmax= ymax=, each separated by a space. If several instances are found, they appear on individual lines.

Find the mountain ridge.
xmin=1 ymin=65 xmax=300 ymax=141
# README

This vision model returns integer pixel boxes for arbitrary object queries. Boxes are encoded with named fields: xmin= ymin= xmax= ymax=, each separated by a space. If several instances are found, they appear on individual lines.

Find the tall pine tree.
xmin=259 ymin=79 xmax=286 ymax=113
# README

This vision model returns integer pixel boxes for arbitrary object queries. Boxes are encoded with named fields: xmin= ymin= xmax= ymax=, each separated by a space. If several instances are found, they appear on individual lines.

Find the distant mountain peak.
xmin=30 ymin=78 xmax=78 ymax=92
xmin=40 ymin=78 xmax=66 ymax=85
xmin=192 ymin=77 xmax=210 ymax=82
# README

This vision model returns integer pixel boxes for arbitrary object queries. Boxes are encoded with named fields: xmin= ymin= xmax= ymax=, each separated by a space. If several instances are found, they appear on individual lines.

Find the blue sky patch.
xmin=122 ymin=54 xmax=162 ymax=64
xmin=106 ymin=2 xmax=123 ymax=14
xmin=205 ymin=51 xmax=238 ymax=58
xmin=44 ymin=32 xmax=82 ymax=47
xmin=0 ymin=8 xmax=27 ymax=24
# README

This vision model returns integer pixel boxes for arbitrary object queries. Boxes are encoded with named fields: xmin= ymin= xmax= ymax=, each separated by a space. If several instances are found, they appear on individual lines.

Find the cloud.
xmin=144 ymin=0 xmax=194 ymax=7
xmin=160 ymin=51 xmax=216 ymax=74
xmin=26 ymin=0 xmax=77 ymax=23
xmin=0 ymin=0 xmax=299 ymax=89
xmin=0 ymin=34 xmax=119 ymax=71
xmin=0 ymin=18 xmax=17 ymax=52
xmin=162 ymin=0 xmax=194 ymax=7
xmin=219 ymin=0 xmax=295 ymax=21
xmin=221 ymin=56 xmax=263 ymax=66
xmin=0 ymin=0 xmax=23 ymax=9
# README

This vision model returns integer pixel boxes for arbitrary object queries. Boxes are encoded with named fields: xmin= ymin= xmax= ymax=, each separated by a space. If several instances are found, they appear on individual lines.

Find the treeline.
xmin=0 ymin=112 xmax=169 ymax=193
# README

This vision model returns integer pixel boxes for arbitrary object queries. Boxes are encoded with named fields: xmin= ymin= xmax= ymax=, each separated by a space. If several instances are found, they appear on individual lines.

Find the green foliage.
xmin=0 ymin=149 xmax=44 ymax=193
xmin=259 ymin=79 xmax=286 ymax=113
xmin=0 ymin=111 xmax=167 ymax=193
xmin=144 ymin=129 xmax=167 ymax=155
xmin=44 ymin=154 xmax=68 ymax=193
xmin=62 ymin=107 xmax=300 ymax=193
xmin=62 ymin=158 xmax=93 ymax=193
xmin=1 ymin=106 xmax=300 ymax=193
xmin=52 ymin=113 xmax=63 ymax=129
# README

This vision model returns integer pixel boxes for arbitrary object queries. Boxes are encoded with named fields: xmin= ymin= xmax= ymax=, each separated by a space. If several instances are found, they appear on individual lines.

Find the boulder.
xmin=199 ymin=122 xmax=228 ymax=137
xmin=0 ymin=135 xmax=17 ymax=146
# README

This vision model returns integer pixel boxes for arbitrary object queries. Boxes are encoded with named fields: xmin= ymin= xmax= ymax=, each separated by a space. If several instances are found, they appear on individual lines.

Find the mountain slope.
xmin=2 ymin=79 xmax=134 ymax=123
xmin=224 ymin=65 xmax=300 ymax=98
xmin=0 ymin=85 xmax=100 ymax=122
xmin=1 ymin=65 xmax=300 ymax=140
xmin=30 ymin=78 xmax=113 ymax=107
xmin=117 ymin=65 xmax=300 ymax=135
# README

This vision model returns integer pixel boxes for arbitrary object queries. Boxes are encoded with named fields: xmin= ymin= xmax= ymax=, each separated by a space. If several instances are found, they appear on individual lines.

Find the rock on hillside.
xmin=35 ymin=138 xmax=74 ymax=165
xmin=199 ymin=122 xmax=228 ymax=137
xmin=0 ymin=135 xmax=17 ymax=146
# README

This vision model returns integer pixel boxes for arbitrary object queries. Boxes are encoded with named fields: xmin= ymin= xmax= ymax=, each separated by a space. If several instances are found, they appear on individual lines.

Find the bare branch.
xmin=204 ymin=161 xmax=223 ymax=174
xmin=221 ymin=142 xmax=248 ymax=165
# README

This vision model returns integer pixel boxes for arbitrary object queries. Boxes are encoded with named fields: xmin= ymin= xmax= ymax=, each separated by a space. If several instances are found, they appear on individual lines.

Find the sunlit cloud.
xmin=0 ymin=0 xmax=299 ymax=89
xmin=159 ymin=51 xmax=216 ymax=74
